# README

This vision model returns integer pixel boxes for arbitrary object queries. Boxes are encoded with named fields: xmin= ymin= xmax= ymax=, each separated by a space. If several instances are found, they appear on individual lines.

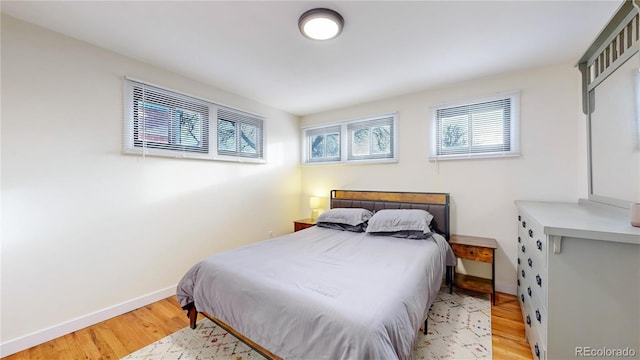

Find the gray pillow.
xmin=367 ymin=230 xmax=429 ymax=239
xmin=316 ymin=208 xmax=373 ymax=226
xmin=317 ymin=222 xmax=366 ymax=232
xmin=366 ymin=209 xmax=434 ymax=235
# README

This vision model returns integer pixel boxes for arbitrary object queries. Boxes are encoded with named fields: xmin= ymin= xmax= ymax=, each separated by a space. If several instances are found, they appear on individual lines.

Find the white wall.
xmin=0 ymin=15 xmax=300 ymax=355
xmin=300 ymin=63 xmax=588 ymax=295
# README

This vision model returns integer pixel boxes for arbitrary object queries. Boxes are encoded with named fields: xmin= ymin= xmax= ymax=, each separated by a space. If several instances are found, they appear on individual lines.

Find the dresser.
xmin=516 ymin=200 xmax=640 ymax=360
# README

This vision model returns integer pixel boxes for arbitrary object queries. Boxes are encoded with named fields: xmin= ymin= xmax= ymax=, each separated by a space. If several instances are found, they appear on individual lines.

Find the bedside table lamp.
xmin=310 ymin=196 xmax=321 ymax=220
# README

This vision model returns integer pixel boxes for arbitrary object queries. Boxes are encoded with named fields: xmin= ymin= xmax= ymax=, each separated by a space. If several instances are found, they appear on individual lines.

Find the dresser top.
xmin=515 ymin=200 xmax=640 ymax=245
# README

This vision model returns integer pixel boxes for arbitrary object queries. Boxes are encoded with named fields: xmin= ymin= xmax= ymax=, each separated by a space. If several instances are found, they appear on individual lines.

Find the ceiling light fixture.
xmin=298 ymin=8 xmax=344 ymax=41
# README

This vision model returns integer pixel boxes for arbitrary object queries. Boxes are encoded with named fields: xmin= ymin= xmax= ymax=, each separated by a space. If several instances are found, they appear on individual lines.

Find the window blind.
xmin=124 ymin=78 xmax=266 ymax=162
xmin=432 ymin=94 xmax=519 ymax=160
xmin=347 ymin=115 xmax=395 ymax=160
xmin=131 ymin=81 xmax=210 ymax=154
xmin=217 ymin=107 xmax=264 ymax=158
xmin=306 ymin=125 xmax=342 ymax=163
xmin=302 ymin=113 xmax=397 ymax=164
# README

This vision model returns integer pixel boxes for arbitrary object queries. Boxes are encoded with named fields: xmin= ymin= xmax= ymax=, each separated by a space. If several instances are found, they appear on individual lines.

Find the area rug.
xmin=121 ymin=288 xmax=491 ymax=359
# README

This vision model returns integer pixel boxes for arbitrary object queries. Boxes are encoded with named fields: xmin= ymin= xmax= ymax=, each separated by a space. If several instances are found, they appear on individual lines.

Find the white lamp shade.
xmin=309 ymin=196 xmax=321 ymax=209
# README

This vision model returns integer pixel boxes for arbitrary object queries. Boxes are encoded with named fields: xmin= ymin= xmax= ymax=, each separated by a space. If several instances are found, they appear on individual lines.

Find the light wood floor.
xmin=3 ymin=292 xmax=533 ymax=360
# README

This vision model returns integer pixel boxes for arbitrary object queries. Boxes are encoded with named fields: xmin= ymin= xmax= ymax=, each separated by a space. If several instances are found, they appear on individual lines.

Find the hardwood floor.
xmin=2 ymin=297 xmax=190 ymax=360
xmin=3 ymin=292 xmax=532 ymax=360
xmin=491 ymin=292 xmax=533 ymax=360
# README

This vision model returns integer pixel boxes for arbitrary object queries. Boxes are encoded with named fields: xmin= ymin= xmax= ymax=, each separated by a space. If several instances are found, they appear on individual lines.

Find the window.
xmin=307 ymin=125 xmax=341 ymax=163
xmin=217 ymin=107 xmax=264 ymax=159
xmin=431 ymin=93 xmax=519 ymax=160
xmin=347 ymin=116 xmax=394 ymax=161
xmin=130 ymin=82 xmax=209 ymax=154
xmin=124 ymin=79 xmax=265 ymax=162
xmin=302 ymin=113 xmax=397 ymax=164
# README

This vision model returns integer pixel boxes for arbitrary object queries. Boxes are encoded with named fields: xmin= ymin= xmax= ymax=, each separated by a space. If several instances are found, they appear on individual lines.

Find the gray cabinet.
xmin=516 ymin=200 xmax=640 ymax=360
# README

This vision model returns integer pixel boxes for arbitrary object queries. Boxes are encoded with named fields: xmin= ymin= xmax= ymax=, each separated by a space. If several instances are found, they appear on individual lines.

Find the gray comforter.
xmin=176 ymin=226 xmax=455 ymax=360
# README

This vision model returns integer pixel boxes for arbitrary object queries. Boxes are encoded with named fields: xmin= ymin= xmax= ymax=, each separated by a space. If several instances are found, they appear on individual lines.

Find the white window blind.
xmin=306 ymin=125 xmax=342 ymax=163
xmin=347 ymin=115 xmax=395 ymax=161
xmin=123 ymin=78 xmax=265 ymax=162
xmin=217 ymin=107 xmax=264 ymax=159
xmin=130 ymin=80 xmax=209 ymax=154
xmin=431 ymin=93 xmax=520 ymax=160
xmin=302 ymin=113 xmax=397 ymax=164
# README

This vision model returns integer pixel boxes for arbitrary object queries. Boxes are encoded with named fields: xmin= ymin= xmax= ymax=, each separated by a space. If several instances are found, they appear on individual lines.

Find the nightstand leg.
xmin=492 ymin=250 xmax=496 ymax=305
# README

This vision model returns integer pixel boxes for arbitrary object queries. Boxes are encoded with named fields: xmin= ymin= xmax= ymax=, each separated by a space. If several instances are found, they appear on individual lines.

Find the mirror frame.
xmin=578 ymin=0 xmax=639 ymax=209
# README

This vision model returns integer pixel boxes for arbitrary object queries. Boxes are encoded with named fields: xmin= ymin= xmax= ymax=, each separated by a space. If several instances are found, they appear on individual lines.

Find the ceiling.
xmin=1 ymin=1 xmax=622 ymax=116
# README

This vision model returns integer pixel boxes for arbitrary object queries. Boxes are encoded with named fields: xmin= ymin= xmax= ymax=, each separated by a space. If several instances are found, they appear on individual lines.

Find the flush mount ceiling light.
xmin=298 ymin=8 xmax=344 ymax=41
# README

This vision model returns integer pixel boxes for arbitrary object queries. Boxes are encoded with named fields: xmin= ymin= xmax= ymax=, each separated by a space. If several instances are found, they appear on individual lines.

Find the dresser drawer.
xmin=526 ymin=320 xmax=547 ymax=360
xmin=523 ymin=257 xmax=547 ymax=305
xmin=518 ymin=268 xmax=531 ymax=308
xmin=523 ymin=294 xmax=547 ymax=360
xmin=529 ymin=287 xmax=546 ymax=340
xmin=523 ymin=276 xmax=546 ymax=310
xmin=518 ymin=214 xmax=547 ymax=268
xmin=522 ymin=293 xmax=536 ymax=339
xmin=450 ymin=243 xmax=494 ymax=263
xmin=519 ymin=245 xmax=547 ymax=288
xmin=517 ymin=260 xmax=525 ymax=306
xmin=518 ymin=281 xmax=527 ymax=320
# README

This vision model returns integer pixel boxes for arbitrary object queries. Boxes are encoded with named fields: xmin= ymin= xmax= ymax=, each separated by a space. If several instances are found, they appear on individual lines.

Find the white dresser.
xmin=515 ymin=200 xmax=640 ymax=360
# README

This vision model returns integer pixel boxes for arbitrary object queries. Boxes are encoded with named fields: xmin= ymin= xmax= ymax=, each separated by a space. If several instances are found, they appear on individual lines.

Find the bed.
xmin=176 ymin=190 xmax=456 ymax=360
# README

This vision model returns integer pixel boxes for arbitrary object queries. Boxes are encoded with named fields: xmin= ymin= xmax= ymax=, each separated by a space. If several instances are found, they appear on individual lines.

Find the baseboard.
xmin=0 ymin=285 xmax=177 ymax=357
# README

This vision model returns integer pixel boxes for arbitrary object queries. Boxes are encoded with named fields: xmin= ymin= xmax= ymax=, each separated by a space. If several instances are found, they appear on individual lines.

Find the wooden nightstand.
xmin=449 ymin=234 xmax=497 ymax=304
xmin=293 ymin=218 xmax=316 ymax=232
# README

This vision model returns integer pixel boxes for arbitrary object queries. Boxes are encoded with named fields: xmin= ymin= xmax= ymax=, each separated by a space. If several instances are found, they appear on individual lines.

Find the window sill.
xmin=123 ymin=148 xmax=266 ymax=164
xmin=429 ymin=152 xmax=520 ymax=161
xmin=303 ymin=158 xmax=398 ymax=166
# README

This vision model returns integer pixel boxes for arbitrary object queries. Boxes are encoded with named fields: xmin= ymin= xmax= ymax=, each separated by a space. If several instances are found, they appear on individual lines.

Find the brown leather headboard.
xmin=330 ymin=190 xmax=450 ymax=239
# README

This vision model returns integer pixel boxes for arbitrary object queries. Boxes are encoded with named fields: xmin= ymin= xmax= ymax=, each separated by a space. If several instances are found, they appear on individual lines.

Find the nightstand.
xmin=449 ymin=234 xmax=497 ymax=304
xmin=293 ymin=218 xmax=316 ymax=232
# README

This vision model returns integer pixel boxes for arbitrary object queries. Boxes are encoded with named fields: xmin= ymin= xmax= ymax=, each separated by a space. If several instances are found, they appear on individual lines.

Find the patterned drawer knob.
xmin=528 ymin=229 xmax=534 ymax=238
xmin=536 ymin=274 xmax=542 ymax=287
xmin=518 ymin=236 xmax=521 ymax=243
xmin=517 ymin=279 xmax=520 ymax=287
xmin=521 ymin=294 xmax=525 ymax=303
xmin=518 ymin=215 xmax=521 ymax=221
xmin=517 ymin=258 xmax=521 ymax=265
xmin=536 ymin=309 xmax=542 ymax=323
xmin=535 ymin=344 xmax=540 ymax=358
xmin=537 ymin=240 xmax=543 ymax=251
xmin=527 ymin=287 xmax=532 ymax=297
xmin=526 ymin=314 xmax=531 ymax=326
xmin=521 ymin=269 xmax=526 ymax=278
xmin=522 ymin=221 xmax=526 ymax=228
xmin=522 ymin=245 xmax=526 ymax=253
xmin=528 ymin=258 xmax=533 ymax=267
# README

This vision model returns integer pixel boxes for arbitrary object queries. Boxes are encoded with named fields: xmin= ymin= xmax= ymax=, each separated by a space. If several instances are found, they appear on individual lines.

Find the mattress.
xmin=176 ymin=226 xmax=455 ymax=360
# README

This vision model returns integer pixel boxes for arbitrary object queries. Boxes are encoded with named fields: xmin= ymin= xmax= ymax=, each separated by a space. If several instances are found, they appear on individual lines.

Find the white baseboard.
xmin=0 ymin=285 xmax=177 ymax=357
